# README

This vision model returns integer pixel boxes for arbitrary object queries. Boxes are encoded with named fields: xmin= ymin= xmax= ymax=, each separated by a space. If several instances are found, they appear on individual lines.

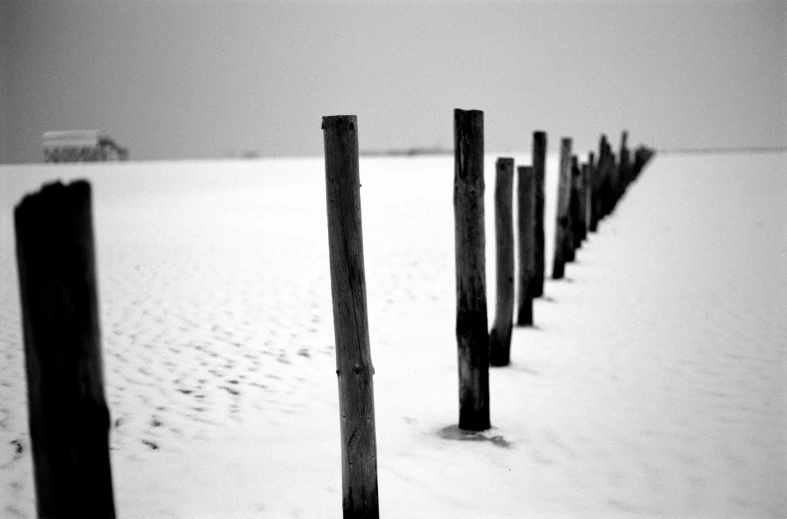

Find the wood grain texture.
xmin=14 ymin=180 xmax=116 ymax=519
xmin=530 ymin=131 xmax=547 ymax=298
xmin=515 ymin=166 xmax=535 ymax=328
xmin=322 ymin=115 xmax=379 ymax=519
xmin=490 ymin=158 xmax=515 ymax=366
xmin=552 ymin=137 xmax=572 ymax=279
xmin=453 ymin=108 xmax=490 ymax=431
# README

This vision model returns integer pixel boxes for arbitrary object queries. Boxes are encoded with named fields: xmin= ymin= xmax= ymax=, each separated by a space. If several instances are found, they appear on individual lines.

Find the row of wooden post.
xmin=12 ymin=112 xmax=653 ymax=519
xmin=453 ymin=108 xmax=655 ymax=436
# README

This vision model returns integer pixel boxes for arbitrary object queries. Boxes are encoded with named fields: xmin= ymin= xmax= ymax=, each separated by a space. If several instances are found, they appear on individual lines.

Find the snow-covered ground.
xmin=1 ymin=151 xmax=785 ymax=518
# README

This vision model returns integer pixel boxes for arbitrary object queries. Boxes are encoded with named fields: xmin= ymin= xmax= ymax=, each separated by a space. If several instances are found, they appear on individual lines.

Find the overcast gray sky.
xmin=1 ymin=0 xmax=785 ymax=163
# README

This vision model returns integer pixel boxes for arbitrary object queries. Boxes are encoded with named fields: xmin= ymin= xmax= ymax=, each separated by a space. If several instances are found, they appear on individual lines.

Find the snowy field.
xmin=1 ymin=151 xmax=785 ymax=518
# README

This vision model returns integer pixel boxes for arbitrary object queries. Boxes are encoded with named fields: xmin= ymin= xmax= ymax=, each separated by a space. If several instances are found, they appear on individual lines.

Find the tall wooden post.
xmin=14 ymin=180 xmax=116 ymax=519
xmin=322 ymin=115 xmax=379 ymax=519
xmin=531 ymin=131 xmax=547 ymax=298
xmin=568 ymin=155 xmax=582 ymax=256
xmin=453 ymin=108 xmax=490 ymax=431
xmin=490 ymin=158 xmax=515 ymax=366
xmin=552 ymin=137 xmax=572 ymax=279
xmin=515 ymin=165 xmax=535 ymax=328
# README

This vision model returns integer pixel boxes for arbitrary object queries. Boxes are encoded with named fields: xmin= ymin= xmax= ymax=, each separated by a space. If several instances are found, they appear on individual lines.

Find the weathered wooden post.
xmin=531 ymin=131 xmax=547 ymax=298
xmin=453 ymin=108 xmax=490 ymax=431
xmin=552 ymin=137 xmax=572 ymax=279
xmin=568 ymin=155 xmax=582 ymax=256
xmin=322 ymin=115 xmax=379 ymax=518
xmin=14 ymin=180 xmax=116 ymax=519
xmin=515 ymin=165 xmax=536 ymax=328
xmin=490 ymin=158 xmax=515 ymax=366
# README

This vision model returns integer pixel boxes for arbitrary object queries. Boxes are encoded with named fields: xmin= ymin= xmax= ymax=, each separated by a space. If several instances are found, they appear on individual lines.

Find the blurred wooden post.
xmin=567 ymin=155 xmax=581 ymax=259
xmin=632 ymin=146 xmax=645 ymax=179
xmin=581 ymin=162 xmax=590 ymax=242
xmin=14 ymin=181 xmax=116 ymax=519
xmin=531 ymin=131 xmax=547 ymax=298
xmin=598 ymin=135 xmax=611 ymax=220
xmin=609 ymin=150 xmax=619 ymax=212
xmin=322 ymin=115 xmax=379 ymax=519
xmin=596 ymin=134 xmax=607 ymax=222
xmin=618 ymin=131 xmax=630 ymax=199
xmin=552 ymin=137 xmax=572 ymax=279
xmin=490 ymin=158 xmax=515 ymax=366
xmin=588 ymin=152 xmax=599 ymax=232
xmin=632 ymin=145 xmax=655 ymax=179
xmin=515 ymin=166 xmax=535 ymax=328
xmin=453 ymin=108 xmax=490 ymax=431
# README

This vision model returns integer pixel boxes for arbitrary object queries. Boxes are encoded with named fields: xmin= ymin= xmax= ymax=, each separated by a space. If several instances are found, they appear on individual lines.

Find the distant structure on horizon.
xmin=42 ymin=130 xmax=129 ymax=163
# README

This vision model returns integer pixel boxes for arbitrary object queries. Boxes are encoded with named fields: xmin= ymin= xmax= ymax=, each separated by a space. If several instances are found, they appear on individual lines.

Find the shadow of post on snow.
xmin=438 ymin=425 xmax=512 ymax=448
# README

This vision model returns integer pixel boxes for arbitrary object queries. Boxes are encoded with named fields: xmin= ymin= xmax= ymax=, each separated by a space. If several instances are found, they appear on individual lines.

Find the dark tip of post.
xmin=15 ymin=180 xmax=92 ymax=220
xmin=322 ymin=115 xmax=356 ymax=132
xmin=455 ymin=108 xmax=484 ymax=117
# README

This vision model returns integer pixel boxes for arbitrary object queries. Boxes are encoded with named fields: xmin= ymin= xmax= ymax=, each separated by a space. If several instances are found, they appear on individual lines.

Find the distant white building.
xmin=42 ymin=130 xmax=129 ymax=163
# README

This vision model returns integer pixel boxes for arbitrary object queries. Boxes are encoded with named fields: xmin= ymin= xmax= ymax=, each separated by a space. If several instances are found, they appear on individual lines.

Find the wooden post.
xmin=606 ymin=150 xmax=617 ymax=214
xmin=453 ymin=108 xmax=490 ymax=431
xmin=618 ymin=131 xmax=630 ymax=199
xmin=588 ymin=152 xmax=599 ymax=232
xmin=598 ymin=135 xmax=611 ymax=220
xmin=551 ymin=137 xmax=572 ymax=279
xmin=581 ymin=162 xmax=591 ymax=242
xmin=531 ymin=131 xmax=547 ymax=298
xmin=567 ymin=155 xmax=580 ymax=259
xmin=515 ymin=166 xmax=535 ymax=328
xmin=632 ymin=145 xmax=655 ymax=179
xmin=490 ymin=158 xmax=515 ymax=366
xmin=14 ymin=180 xmax=116 ymax=519
xmin=632 ymin=146 xmax=645 ymax=179
xmin=322 ymin=115 xmax=379 ymax=519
